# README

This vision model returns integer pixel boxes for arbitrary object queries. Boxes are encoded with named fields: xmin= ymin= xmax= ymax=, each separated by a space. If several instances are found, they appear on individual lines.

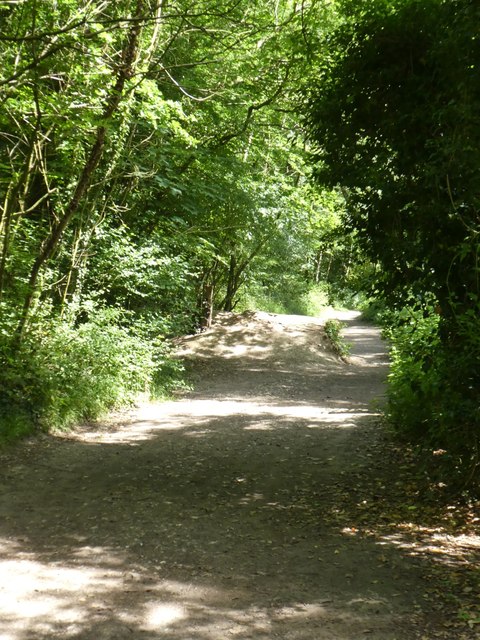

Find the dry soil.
xmin=0 ymin=310 xmax=478 ymax=639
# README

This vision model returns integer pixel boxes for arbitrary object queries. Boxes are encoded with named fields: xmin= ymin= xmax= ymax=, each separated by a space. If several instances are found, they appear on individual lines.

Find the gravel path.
xmin=0 ymin=311 xmax=473 ymax=639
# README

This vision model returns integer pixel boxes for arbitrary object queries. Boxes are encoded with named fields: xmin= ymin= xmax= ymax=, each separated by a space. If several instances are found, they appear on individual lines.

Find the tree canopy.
xmin=307 ymin=0 xmax=480 ymax=315
xmin=305 ymin=0 xmax=480 ymax=484
xmin=0 ymin=0 xmax=348 ymax=437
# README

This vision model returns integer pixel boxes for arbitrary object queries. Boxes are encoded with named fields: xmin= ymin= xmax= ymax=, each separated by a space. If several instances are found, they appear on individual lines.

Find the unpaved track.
xmin=0 ymin=312 xmax=451 ymax=638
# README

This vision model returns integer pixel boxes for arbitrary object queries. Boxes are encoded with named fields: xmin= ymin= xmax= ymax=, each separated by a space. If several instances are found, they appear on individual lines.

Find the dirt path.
xmin=0 ymin=311 xmax=478 ymax=639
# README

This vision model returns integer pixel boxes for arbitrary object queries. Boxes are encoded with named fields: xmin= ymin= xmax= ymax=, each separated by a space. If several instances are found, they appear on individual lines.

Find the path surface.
xmin=0 ymin=311 xmax=476 ymax=639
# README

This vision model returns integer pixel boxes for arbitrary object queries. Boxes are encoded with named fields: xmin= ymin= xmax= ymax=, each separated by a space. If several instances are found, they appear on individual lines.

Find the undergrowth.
xmin=383 ymin=306 xmax=480 ymax=494
xmin=324 ymin=318 xmax=351 ymax=358
xmin=0 ymin=309 xmax=188 ymax=443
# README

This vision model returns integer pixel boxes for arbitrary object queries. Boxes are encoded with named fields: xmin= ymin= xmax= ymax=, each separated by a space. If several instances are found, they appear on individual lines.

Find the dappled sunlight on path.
xmin=0 ymin=311 xmax=477 ymax=639
xmin=75 ymin=399 xmax=380 ymax=444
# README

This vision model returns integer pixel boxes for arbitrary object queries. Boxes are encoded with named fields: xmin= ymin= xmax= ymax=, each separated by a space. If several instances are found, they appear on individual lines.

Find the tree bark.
xmin=223 ymin=254 xmax=238 ymax=312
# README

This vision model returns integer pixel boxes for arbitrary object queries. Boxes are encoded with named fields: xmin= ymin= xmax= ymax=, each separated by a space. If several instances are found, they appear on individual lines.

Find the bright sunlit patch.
xmin=377 ymin=529 xmax=480 ymax=563
xmin=144 ymin=602 xmax=186 ymax=628
xmin=273 ymin=603 xmax=327 ymax=619
xmin=244 ymin=423 xmax=274 ymax=431
xmin=0 ymin=553 xmax=119 ymax=637
xmin=0 ymin=545 xmax=223 ymax=639
xmin=70 ymin=398 xmax=380 ymax=444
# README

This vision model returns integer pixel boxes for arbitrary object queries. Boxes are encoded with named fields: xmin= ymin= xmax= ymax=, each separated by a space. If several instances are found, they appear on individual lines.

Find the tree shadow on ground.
xmin=0 ymin=315 xmax=478 ymax=639
xmin=1 ymin=412 xmax=478 ymax=639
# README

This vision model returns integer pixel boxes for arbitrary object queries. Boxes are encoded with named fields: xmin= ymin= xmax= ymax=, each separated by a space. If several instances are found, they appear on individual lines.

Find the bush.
xmin=385 ymin=307 xmax=480 ymax=488
xmin=301 ymin=284 xmax=330 ymax=316
xmin=0 ymin=308 xmax=186 ymax=439
xmin=324 ymin=318 xmax=351 ymax=358
xmin=386 ymin=311 xmax=441 ymax=436
xmin=358 ymin=297 xmax=390 ymax=324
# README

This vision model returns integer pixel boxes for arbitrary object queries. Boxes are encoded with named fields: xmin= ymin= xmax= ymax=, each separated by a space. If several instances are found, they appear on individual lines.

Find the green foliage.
xmin=383 ymin=304 xmax=480 ymax=486
xmin=306 ymin=0 xmax=480 ymax=313
xmin=242 ymin=281 xmax=329 ymax=317
xmin=302 ymin=284 xmax=331 ymax=317
xmin=305 ymin=0 xmax=480 ymax=487
xmin=0 ymin=0 xmax=350 ymax=442
xmin=83 ymin=224 xmax=199 ymax=336
xmin=386 ymin=310 xmax=442 ymax=435
xmin=358 ymin=298 xmax=390 ymax=325
xmin=324 ymin=318 xmax=351 ymax=358
xmin=0 ymin=307 xmax=188 ymax=439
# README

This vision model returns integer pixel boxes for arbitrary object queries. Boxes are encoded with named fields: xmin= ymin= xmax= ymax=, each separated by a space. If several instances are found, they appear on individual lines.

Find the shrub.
xmin=324 ymin=318 xmax=351 ymax=358
xmin=0 ymin=308 xmax=187 ymax=439
xmin=385 ymin=308 xmax=480 ymax=488
xmin=386 ymin=311 xmax=441 ymax=436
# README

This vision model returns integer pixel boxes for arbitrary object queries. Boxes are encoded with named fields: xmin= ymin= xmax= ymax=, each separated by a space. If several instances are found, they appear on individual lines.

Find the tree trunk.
xmin=314 ymin=250 xmax=323 ymax=284
xmin=200 ymin=283 xmax=214 ymax=328
xmin=223 ymin=254 xmax=238 ymax=312
xmin=14 ymin=0 xmax=146 ymax=342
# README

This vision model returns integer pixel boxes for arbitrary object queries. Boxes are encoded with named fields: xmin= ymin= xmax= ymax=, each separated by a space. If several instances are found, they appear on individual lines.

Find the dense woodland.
xmin=0 ymin=0 xmax=478 ymax=491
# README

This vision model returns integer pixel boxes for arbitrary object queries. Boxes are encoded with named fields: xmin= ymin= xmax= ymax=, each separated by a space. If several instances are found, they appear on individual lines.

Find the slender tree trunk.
xmin=326 ymin=254 xmax=333 ymax=281
xmin=314 ymin=250 xmax=323 ymax=284
xmin=223 ymin=254 xmax=238 ymax=312
xmin=198 ymin=259 xmax=220 ymax=328
xmin=0 ymin=132 xmax=38 ymax=300
xmin=14 ymin=0 xmax=146 ymax=342
xmin=59 ymin=228 xmax=83 ymax=316
xmin=200 ymin=283 xmax=214 ymax=328
xmin=221 ymin=226 xmax=280 ymax=312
